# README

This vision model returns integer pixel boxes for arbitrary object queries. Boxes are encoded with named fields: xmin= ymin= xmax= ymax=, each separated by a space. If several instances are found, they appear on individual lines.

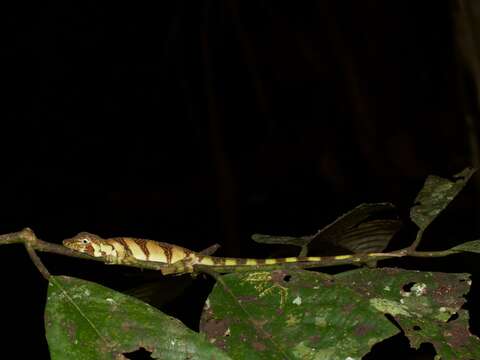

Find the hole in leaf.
xmin=413 ymin=325 xmax=421 ymax=331
xmin=402 ymin=282 xmax=416 ymax=292
xmin=283 ymin=275 xmax=292 ymax=282
xmin=447 ymin=313 xmax=459 ymax=322
xmin=123 ymin=347 xmax=155 ymax=359
xmin=364 ymin=333 xmax=436 ymax=359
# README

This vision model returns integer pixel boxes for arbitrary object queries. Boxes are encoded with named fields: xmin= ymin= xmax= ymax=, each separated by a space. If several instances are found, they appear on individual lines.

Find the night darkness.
xmin=2 ymin=1 xmax=480 ymax=359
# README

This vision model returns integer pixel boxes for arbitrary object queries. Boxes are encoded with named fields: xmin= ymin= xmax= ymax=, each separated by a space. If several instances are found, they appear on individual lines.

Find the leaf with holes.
xmin=45 ymin=276 xmax=231 ymax=360
xmin=410 ymin=167 xmax=476 ymax=231
xmin=201 ymin=268 xmax=480 ymax=360
xmin=200 ymin=270 xmax=398 ymax=360
xmin=336 ymin=268 xmax=480 ymax=359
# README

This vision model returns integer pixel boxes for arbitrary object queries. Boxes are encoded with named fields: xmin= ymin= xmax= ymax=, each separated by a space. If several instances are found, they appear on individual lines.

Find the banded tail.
xmin=63 ymin=232 xmax=395 ymax=272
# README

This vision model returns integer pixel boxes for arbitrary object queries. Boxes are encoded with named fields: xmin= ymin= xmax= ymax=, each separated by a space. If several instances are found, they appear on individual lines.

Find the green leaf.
xmin=450 ymin=240 xmax=480 ymax=254
xmin=201 ymin=270 xmax=396 ymax=360
xmin=201 ymin=268 xmax=480 ymax=360
xmin=338 ymin=269 xmax=480 ymax=359
xmin=45 ymin=276 xmax=230 ymax=360
xmin=410 ymin=167 xmax=476 ymax=230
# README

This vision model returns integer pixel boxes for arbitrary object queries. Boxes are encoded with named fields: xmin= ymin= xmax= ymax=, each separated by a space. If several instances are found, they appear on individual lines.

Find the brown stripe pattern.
xmin=63 ymin=232 xmax=372 ymax=272
xmin=114 ymin=238 xmax=132 ymax=258
xmin=134 ymin=239 xmax=150 ymax=260
xmin=162 ymin=244 xmax=173 ymax=264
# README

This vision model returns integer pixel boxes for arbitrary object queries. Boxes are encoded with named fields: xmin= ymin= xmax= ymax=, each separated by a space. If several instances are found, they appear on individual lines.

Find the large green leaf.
xmin=201 ymin=268 xmax=480 ymax=360
xmin=45 ymin=276 xmax=230 ymax=360
xmin=200 ymin=270 xmax=397 ymax=360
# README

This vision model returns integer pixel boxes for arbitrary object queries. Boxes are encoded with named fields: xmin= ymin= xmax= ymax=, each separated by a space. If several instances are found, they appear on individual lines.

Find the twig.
xmin=408 ymin=228 xmax=424 ymax=252
xmin=0 ymin=228 xmax=467 ymax=278
xmin=407 ymin=249 xmax=458 ymax=258
xmin=24 ymin=243 xmax=50 ymax=280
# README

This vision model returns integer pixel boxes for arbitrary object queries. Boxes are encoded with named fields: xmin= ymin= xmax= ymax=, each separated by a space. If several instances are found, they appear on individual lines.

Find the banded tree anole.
xmin=63 ymin=231 xmax=403 ymax=276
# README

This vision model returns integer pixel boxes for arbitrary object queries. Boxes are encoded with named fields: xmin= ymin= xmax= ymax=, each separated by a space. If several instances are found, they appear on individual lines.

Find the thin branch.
xmin=24 ymin=243 xmax=50 ymax=280
xmin=407 ymin=249 xmax=458 ymax=258
xmin=0 ymin=228 xmax=467 ymax=278
xmin=408 ymin=228 xmax=425 ymax=252
xmin=0 ymin=228 xmax=36 ymax=245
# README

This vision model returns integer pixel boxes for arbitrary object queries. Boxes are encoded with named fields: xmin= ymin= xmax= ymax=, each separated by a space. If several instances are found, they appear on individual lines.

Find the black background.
xmin=2 ymin=1 xmax=479 ymax=359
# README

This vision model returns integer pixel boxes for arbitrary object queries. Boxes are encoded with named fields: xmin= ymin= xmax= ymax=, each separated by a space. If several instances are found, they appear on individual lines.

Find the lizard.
xmin=62 ymin=231 xmax=402 ymax=275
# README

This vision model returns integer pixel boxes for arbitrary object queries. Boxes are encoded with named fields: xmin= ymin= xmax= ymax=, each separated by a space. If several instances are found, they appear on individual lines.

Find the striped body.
xmin=62 ymin=232 xmax=347 ymax=269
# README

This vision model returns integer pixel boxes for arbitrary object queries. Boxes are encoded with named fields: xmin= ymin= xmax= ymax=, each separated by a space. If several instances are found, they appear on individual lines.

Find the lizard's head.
xmin=63 ymin=232 xmax=102 ymax=257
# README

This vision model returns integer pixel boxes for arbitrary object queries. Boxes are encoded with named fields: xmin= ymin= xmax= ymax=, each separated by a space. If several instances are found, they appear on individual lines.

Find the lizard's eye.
xmin=82 ymin=239 xmax=89 ymax=244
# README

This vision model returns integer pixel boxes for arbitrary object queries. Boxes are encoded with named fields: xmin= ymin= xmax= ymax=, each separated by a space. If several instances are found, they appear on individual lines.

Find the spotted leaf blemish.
xmin=411 ymin=283 xmax=427 ymax=296
xmin=315 ymin=315 xmax=327 ymax=327
xmin=286 ymin=314 xmax=301 ymax=326
xmin=435 ymin=307 xmax=457 ymax=321
xmin=370 ymin=298 xmax=411 ymax=317
xmin=291 ymin=341 xmax=321 ymax=359
xmin=292 ymin=296 xmax=302 ymax=305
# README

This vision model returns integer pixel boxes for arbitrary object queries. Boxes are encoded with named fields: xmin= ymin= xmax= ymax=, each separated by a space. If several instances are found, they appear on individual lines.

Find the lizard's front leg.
xmin=160 ymin=258 xmax=196 ymax=276
xmin=104 ymin=254 xmax=127 ymax=265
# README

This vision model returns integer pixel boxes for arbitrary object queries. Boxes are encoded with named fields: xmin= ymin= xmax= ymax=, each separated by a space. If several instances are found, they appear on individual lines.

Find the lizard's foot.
xmin=104 ymin=254 xmax=125 ymax=265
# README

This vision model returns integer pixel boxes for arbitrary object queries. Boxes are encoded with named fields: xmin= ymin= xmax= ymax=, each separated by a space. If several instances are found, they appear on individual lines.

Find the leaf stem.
xmin=409 ymin=228 xmax=425 ymax=252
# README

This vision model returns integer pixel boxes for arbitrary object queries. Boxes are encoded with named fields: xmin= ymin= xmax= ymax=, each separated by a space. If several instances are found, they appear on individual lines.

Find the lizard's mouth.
xmin=62 ymin=239 xmax=77 ymax=249
xmin=63 ymin=240 xmax=95 ymax=256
